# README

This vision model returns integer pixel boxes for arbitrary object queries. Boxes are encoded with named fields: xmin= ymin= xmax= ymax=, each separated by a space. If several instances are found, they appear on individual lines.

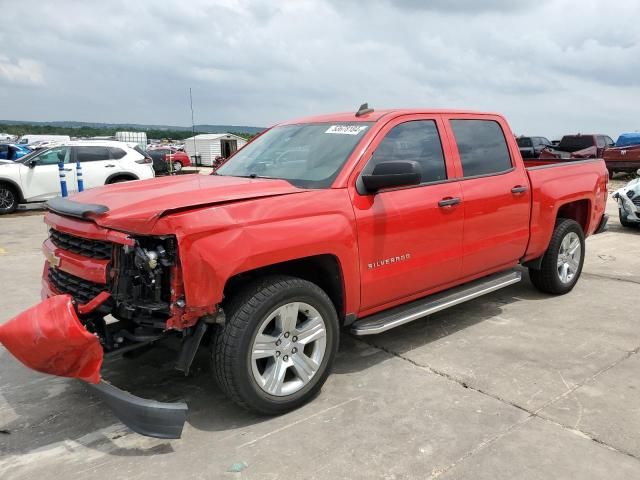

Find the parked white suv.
xmin=0 ymin=141 xmax=155 ymax=214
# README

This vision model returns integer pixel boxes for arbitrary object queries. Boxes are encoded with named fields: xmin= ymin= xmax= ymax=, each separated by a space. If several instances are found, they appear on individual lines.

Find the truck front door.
xmin=445 ymin=117 xmax=531 ymax=278
xmin=351 ymin=116 xmax=464 ymax=313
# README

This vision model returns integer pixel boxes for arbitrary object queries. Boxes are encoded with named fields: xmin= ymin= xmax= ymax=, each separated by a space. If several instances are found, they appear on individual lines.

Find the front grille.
xmin=48 ymin=268 xmax=105 ymax=304
xmin=632 ymin=197 xmax=640 ymax=207
xmin=49 ymin=229 xmax=112 ymax=260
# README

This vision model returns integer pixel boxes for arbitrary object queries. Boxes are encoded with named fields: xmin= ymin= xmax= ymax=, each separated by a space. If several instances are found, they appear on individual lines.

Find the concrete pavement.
xmin=1 ymin=186 xmax=639 ymax=479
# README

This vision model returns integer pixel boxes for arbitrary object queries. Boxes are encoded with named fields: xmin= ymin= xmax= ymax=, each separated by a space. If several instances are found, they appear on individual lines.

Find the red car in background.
xmin=538 ymin=134 xmax=614 ymax=161
xmin=147 ymin=146 xmax=191 ymax=171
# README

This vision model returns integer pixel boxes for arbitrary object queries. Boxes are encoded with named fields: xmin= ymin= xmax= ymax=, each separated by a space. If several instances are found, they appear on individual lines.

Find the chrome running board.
xmin=351 ymin=270 xmax=522 ymax=336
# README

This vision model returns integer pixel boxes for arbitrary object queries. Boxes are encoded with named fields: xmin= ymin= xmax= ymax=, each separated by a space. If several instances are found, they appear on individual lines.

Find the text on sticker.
xmin=325 ymin=125 xmax=368 ymax=135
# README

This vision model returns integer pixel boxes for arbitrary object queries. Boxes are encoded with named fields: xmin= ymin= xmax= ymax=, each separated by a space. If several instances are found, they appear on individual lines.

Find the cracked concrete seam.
xmin=352 ymin=335 xmax=640 ymax=470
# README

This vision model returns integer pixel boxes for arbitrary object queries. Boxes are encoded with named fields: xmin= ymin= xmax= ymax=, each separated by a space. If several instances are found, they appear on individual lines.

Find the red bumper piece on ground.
xmin=0 ymin=294 xmax=103 ymax=384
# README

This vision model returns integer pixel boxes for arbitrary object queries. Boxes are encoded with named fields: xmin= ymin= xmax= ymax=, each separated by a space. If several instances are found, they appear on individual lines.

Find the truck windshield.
xmin=216 ymin=123 xmax=373 ymax=188
xmin=558 ymin=136 xmax=593 ymax=152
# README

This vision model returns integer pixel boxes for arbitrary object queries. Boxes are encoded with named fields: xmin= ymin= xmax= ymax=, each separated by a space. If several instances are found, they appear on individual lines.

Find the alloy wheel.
xmin=251 ymin=302 xmax=327 ymax=397
xmin=557 ymin=231 xmax=581 ymax=284
xmin=0 ymin=188 xmax=15 ymax=210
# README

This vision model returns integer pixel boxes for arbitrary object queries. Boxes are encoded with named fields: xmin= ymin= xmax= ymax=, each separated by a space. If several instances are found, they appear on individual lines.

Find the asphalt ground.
xmin=1 ymin=178 xmax=639 ymax=479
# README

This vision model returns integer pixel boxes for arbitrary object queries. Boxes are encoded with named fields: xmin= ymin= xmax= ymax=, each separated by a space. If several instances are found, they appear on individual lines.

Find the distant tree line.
xmin=0 ymin=124 xmax=256 ymax=141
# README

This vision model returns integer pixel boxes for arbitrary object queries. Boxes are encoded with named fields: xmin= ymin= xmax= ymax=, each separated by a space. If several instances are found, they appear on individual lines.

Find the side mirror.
xmin=28 ymin=159 xmax=37 ymax=168
xmin=361 ymin=161 xmax=422 ymax=193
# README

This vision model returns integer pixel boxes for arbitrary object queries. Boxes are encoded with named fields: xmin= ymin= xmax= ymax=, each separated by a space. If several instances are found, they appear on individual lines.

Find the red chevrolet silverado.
xmin=0 ymin=106 xmax=609 ymax=438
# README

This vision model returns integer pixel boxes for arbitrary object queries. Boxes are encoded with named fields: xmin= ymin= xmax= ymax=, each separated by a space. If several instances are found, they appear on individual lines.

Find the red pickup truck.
xmin=0 ymin=106 xmax=608 ymax=439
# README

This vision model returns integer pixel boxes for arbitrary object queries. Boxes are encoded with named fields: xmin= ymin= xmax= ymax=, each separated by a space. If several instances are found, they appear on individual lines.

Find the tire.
xmin=0 ymin=183 xmax=18 ymax=214
xmin=173 ymin=161 xmax=183 ymax=172
xmin=213 ymin=275 xmax=339 ymax=415
xmin=619 ymin=208 xmax=637 ymax=228
xmin=529 ymin=218 xmax=585 ymax=295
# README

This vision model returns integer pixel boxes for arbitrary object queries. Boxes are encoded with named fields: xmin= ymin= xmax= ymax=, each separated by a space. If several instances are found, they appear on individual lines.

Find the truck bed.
xmin=523 ymin=158 xmax=608 ymax=262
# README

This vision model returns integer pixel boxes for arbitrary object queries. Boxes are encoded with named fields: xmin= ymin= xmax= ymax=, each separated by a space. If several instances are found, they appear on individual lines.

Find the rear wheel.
xmin=529 ymin=218 xmax=585 ymax=295
xmin=0 ymin=183 xmax=18 ymax=214
xmin=213 ymin=275 xmax=339 ymax=415
xmin=173 ymin=161 xmax=183 ymax=172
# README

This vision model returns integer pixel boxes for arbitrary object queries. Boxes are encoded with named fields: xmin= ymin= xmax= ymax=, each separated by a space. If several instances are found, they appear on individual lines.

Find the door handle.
xmin=104 ymin=164 xmax=116 ymax=168
xmin=438 ymin=197 xmax=461 ymax=208
xmin=511 ymin=185 xmax=528 ymax=194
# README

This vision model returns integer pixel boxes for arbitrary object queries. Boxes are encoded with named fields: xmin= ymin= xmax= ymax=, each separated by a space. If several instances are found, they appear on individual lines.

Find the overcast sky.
xmin=1 ymin=0 xmax=639 ymax=138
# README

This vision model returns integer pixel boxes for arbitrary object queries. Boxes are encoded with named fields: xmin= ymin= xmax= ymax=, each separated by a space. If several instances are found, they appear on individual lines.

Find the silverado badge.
xmin=368 ymin=253 xmax=411 ymax=270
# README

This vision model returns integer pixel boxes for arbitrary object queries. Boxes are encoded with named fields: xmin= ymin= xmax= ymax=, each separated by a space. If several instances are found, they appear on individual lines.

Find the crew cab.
xmin=0 ymin=140 xmax=155 ymax=214
xmin=538 ymin=134 xmax=614 ymax=162
xmin=0 ymin=107 xmax=608 ymax=439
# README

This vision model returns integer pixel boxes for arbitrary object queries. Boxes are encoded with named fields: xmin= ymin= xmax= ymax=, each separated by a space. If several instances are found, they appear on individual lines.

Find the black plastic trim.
xmin=88 ymin=380 xmax=188 ymax=439
xmin=46 ymin=197 xmax=109 ymax=218
xmin=595 ymin=213 xmax=609 ymax=234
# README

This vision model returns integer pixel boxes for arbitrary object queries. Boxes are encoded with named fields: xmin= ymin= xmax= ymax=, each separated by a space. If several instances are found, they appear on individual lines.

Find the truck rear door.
xmin=351 ymin=115 xmax=464 ymax=312
xmin=444 ymin=116 xmax=531 ymax=278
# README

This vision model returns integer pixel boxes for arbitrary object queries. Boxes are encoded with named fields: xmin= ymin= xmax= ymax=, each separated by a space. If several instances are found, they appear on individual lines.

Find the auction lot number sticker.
xmin=325 ymin=125 xmax=368 ymax=135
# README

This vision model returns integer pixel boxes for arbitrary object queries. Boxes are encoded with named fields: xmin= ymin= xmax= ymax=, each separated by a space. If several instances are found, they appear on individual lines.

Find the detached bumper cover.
xmin=0 ymin=295 xmax=103 ymax=383
xmin=0 ymin=294 xmax=188 ymax=439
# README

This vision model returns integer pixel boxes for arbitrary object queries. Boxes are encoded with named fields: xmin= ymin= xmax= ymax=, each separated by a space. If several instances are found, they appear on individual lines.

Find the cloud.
xmin=0 ymin=0 xmax=639 ymax=139
xmin=0 ymin=56 xmax=45 ymax=86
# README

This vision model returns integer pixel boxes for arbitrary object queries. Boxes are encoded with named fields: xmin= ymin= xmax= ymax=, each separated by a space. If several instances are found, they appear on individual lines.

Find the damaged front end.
xmin=0 ymin=292 xmax=189 ymax=439
xmin=613 ymin=177 xmax=640 ymax=225
xmin=0 ymin=203 xmax=202 ymax=439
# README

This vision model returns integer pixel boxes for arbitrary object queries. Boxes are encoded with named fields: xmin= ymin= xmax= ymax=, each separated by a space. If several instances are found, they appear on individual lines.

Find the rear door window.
xmin=75 ymin=146 xmax=110 ymax=162
xmin=365 ymin=120 xmax=447 ymax=184
xmin=450 ymin=120 xmax=512 ymax=177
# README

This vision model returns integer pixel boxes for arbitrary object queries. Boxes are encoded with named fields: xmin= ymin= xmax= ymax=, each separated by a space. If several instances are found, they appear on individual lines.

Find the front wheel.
xmin=172 ymin=161 xmax=183 ymax=172
xmin=529 ymin=218 xmax=585 ymax=295
xmin=0 ymin=183 xmax=18 ymax=214
xmin=213 ymin=275 xmax=339 ymax=415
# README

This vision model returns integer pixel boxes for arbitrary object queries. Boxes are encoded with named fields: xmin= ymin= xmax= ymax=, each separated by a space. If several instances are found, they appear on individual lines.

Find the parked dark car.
xmin=147 ymin=149 xmax=169 ymax=174
xmin=516 ymin=136 xmax=552 ymax=159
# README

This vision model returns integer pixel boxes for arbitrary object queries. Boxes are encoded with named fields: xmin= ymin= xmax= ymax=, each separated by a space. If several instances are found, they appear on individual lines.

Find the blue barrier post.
xmin=58 ymin=161 xmax=68 ymax=197
xmin=76 ymin=159 xmax=84 ymax=192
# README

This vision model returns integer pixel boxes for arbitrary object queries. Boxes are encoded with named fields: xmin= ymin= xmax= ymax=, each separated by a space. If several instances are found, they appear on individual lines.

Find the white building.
xmin=183 ymin=133 xmax=248 ymax=166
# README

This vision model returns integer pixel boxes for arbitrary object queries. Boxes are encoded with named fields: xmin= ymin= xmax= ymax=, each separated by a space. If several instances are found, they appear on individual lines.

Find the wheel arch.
xmin=556 ymin=199 xmax=591 ymax=233
xmin=105 ymin=172 xmax=139 ymax=184
xmin=223 ymin=254 xmax=346 ymax=322
xmin=0 ymin=178 xmax=24 ymax=203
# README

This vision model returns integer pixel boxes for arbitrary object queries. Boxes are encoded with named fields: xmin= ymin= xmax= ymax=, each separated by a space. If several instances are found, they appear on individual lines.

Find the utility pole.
xmin=189 ymin=87 xmax=198 ymax=168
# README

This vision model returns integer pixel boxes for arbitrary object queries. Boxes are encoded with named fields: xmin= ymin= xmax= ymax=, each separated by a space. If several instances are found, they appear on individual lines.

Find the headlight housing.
xmin=627 ymin=190 xmax=636 ymax=199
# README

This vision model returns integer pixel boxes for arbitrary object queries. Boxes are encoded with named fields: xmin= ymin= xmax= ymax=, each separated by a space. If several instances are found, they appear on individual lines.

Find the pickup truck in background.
xmin=0 ymin=106 xmax=609 ymax=439
xmin=603 ymin=132 xmax=640 ymax=174
xmin=516 ymin=136 xmax=552 ymax=158
xmin=538 ymin=134 xmax=614 ymax=162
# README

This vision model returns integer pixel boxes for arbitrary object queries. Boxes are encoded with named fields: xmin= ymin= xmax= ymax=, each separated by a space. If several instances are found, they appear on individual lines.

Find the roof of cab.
xmin=278 ymin=108 xmax=501 ymax=126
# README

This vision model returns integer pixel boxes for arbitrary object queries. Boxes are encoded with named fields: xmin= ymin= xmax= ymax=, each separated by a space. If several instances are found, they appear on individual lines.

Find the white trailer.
xmin=183 ymin=133 xmax=248 ymax=167
xmin=115 ymin=131 xmax=147 ymax=150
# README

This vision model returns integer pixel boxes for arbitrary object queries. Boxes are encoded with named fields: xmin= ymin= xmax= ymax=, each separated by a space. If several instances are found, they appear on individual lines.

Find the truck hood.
xmin=57 ymin=174 xmax=305 ymax=232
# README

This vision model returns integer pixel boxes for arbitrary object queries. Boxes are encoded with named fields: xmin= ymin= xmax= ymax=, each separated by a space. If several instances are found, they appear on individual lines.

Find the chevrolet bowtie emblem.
xmin=44 ymin=249 xmax=61 ymax=268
